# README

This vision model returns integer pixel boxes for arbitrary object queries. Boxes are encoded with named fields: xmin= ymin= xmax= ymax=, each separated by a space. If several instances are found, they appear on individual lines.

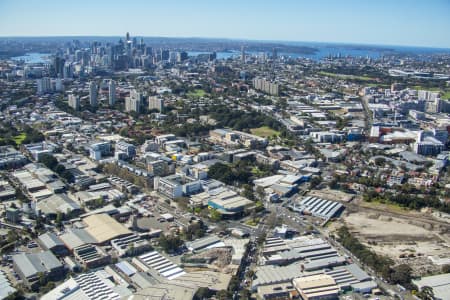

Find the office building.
xmin=108 ymin=80 xmax=116 ymax=106
xmin=115 ymin=140 xmax=136 ymax=158
xmin=89 ymin=81 xmax=97 ymax=107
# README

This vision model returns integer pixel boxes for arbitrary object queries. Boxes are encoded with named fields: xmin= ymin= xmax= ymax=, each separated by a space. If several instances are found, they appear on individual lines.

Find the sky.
xmin=0 ymin=0 xmax=449 ymax=48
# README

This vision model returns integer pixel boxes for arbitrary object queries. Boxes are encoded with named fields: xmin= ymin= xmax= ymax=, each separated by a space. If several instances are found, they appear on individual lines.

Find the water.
xmin=11 ymin=52 xmax=51 ymax=63
xmin=190 ymin=43 xmax=450 ymax=61
xmin=188 ymin=51 xmax=237 ymax=59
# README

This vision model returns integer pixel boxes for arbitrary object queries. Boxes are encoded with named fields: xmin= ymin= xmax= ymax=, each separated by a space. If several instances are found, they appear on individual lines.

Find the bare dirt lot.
xmin=339 ymin=210 xmax=450 ymax=276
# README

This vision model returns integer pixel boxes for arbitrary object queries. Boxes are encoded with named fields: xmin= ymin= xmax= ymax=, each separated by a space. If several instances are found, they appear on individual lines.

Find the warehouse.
xmin=292 ymin=196 xmax=344 ymax=219
xmin=13 ymin=251 xmax=65 ymax=290
xmin=83 ymin=213 xmax=132 ymax=244
xmin=292 ymin=274 xmax=339 ymax=300
xmin=111 ymin=234 xmax=152 ymax=257
xmin=36 ymin=193 xmax=81 ymax=219
xmin=186 ymin=235 xmax=222 ymax=252
xmin=0 ymin=270 xmax=16 ymax=299
xmin=37 ymin=232 xmax=68 ymax=256
xmin=60 ymin=228 xmax=97 ymax=251
xmin=412 ymin=273 xmax=450 ymax=300
xmin=41 ymin=270 xmax=127 ymax=300
xmin=138 ymin=251 xmax=186 ymax=280
xmin=74 ymin=244 xmax=111 ymax=269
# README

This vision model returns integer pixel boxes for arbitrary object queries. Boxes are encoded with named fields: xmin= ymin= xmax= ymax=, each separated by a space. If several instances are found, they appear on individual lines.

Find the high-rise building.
xmin=272 ymin=47 xmax=278 ymax=60
xmin=108 ymin=80 xmax=116 ymax=107
xmin=177 ymin=51 xmax=188 ymax=62
xmin=125 ymin=89 xmax=142 ymax=113
xmin=241 ymin=46 xmax=245 ymax=63
xmin=89 ymin=81 xmax=98 ymax=107
xmin=63 ymin=62 xmax=73 ymax=79
xmin=53 ymin=56 xmax=65 ymax=77
xmin=252 ymin=77 xmax=279 ymax=96
xmin=68 ymin=93 xmax=80 ymax=111
xmin=55 ymin=78 xmax=63 ymax=92
xmin=148 ymin=96 xmax=164 ymax=112
xmin=37 ymin=77 xmax=52 ymax=94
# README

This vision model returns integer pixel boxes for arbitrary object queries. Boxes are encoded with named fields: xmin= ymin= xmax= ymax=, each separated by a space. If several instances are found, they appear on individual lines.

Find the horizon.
xmin=1 ymin=34 xmax=450 ymax=51
xmin=1 ymin=0 xmax=450 ymax=48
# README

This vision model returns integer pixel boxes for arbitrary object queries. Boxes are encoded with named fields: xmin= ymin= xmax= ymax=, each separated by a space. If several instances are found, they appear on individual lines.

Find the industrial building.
xmin=0 ymin=146 xmax=27 ymax=169
xmin=12 ymin=251 xmax=65 ymax=290
xmin=0 ymin=270 xmax=16 ymax=299
xmin=37 ymin=232 xmax=69 ymax=256
xmin=292 ymin=274 xmax=339 ymax=300
xmin=290 ymin=196 xmax=344 ymax=220
xmin=41 ymin=270 xmax=128 ymax=300
xmin=111 ymin=234 xmax=152 ymax=257
xmin=138 ymin=251 xmax=186 ymax=280
xmin=73 ymin=244 xmax=111 ymax=269
xmin=83 ymin=213 xmax=132 ymax=244
xmin=412 ymin=273 xmax=450 ymax=300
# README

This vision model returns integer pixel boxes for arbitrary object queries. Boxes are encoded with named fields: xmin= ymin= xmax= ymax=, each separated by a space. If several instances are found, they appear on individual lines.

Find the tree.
xmin=38 ymin=153 xmax=58 ymax=170
xmin=193 ymin=287 xmax=212 ymax=300
xmin=442 ymin=264 xmax=450 ymax=273
xmin=210 ymin=209 xmax=222 ymax=222
xmin=216 ymin=290 xmax=230 ymax=300
xmin=55 ymin=212 xmax=63 ymax=226
xmin=240 ymin=289 xmax=251 ymax=300
xmin=389 ymin=264 xmax=412 ymax=287
xmin=417 ymin=286 xmax=434 ymax=300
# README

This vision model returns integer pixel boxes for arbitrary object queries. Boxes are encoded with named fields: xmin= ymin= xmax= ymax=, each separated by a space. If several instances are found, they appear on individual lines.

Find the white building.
xmin=68 ymin=93 xmax=80 ymax=111
xmin=148 ymin=96 xmax=164 ymax=112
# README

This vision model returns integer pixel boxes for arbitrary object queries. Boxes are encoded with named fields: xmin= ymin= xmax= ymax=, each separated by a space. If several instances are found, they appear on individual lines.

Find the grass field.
xmin=442 ymin=91 xmax=450 ymax=99
xmin=318 ymin=71 xmax=374 ymax=81
xmin=187 ymin=89 xmax=207 ymax=98
xmin=250 ymin=126 xmax=280 ymax=138
xmin=12 ymin=133 xmax=26 ymax=145
xmin=411 ymin=85 xmax=441 ymax=92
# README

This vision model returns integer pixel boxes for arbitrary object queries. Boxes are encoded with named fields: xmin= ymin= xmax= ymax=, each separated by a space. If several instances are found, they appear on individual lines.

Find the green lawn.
xmin=250 ymin=126 xmax=280 ymax=138
xmin=442 ymin=91 xmax=450 ymax=100
xmin=12 ymin=133 xmax=26 ymax=145
xmin=187 ymin=89 xmax=207 ymax=98
xmin=412 ymin=85 xmax=441 ymax=92
xmin=318 ymin=71 xmax=374 ymax=81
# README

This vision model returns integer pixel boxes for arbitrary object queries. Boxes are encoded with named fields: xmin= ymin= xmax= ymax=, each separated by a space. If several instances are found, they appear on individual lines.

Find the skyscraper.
xmin=89 ymin=81 xmax=97 ymax=107
xmin=108 ymin=80 xmax=116 ymax=107
xmin=241 ymin=46 xmax=245 ymax=63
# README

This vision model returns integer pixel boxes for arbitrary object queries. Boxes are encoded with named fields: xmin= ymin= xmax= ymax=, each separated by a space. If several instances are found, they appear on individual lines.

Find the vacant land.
xmin=250 ymin=126 xmax=280 ymax=138
xmin=339 ymin=210 xmax=450 ymax=275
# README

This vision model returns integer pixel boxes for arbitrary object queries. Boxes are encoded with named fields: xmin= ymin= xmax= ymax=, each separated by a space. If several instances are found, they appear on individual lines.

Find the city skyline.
xmin=0 ymin=0 xmax=450 ymax=48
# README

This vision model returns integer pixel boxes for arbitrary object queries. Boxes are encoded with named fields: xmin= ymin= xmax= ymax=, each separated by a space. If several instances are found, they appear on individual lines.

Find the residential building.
xmin=89 ymin=81 xmax=97 ymax=107
xmin=148 ymin=96 xmax=164 ymax=112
